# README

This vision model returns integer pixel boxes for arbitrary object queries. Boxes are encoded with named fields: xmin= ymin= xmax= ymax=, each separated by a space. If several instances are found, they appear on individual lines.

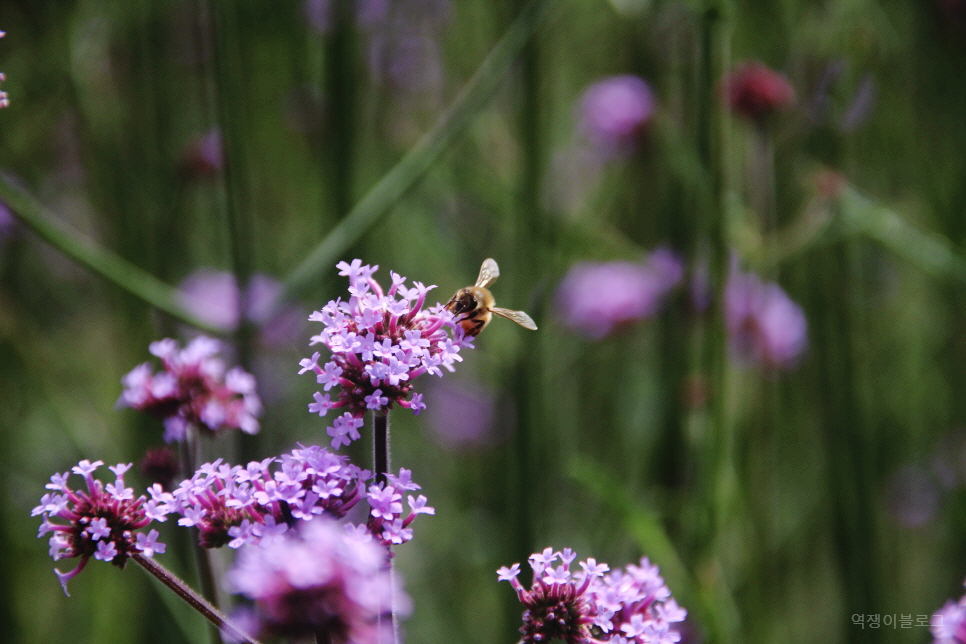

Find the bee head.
xmin=446 ymin=288 xmax=478 ymax=316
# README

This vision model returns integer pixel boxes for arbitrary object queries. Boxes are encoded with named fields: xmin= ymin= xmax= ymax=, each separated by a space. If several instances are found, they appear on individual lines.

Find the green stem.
xmin=0 ymin=176 xmax=223 ymax=333
xmin=266 ymin=0 xmax=557 ymax=315
xmin=209 ymin=0 xmax=256 ymax=371
xmin=132 ymin=553 xmax=261 ymax=644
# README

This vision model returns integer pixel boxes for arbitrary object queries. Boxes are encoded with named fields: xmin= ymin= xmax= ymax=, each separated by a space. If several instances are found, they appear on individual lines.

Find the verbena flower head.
xmin=300 ymin=260 xmax=474 ymax=449
xmin=556 ymin=249 xmax=684 ymax=340
xmin=226 ymin=515 xmax=406 ymax=643
xmin=724 ymin=270 xmax=807 ymax=369
xmin=118 ymin=336 xmax=262 ymax=442
xmin=498 ymin=548 xmax=687 ymax=644
xmin=579 ymin=74 xmax=655 ymax=158
xmin=931 ymin=580 xmax=966 ymax=643
xmin=723 ymin=61 xmax=795 ymax=123
xmin=165 ymin=444 xmax=433 ymax=549
xmin=31 ymin=460 xmax=167 ymax=596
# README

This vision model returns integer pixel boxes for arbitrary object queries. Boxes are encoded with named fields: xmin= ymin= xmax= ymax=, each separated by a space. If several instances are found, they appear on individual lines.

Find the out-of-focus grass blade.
xmin=0 ymin=176 xmax=224 ymax=334
xmin=271 ymin=0 xmax=558 ymax=312
xmin=839 ymin=184 xmax=966 ymax=283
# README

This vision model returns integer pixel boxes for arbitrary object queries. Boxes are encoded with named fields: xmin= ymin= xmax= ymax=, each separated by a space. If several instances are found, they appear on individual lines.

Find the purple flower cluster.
xmin=555 ymin=249 xmax=684 ymax=340
xmin=226 ymin=516 xmax=405 ymax=643
xmin=300 ymin=260 xmax=474 ymax=449
xmin=118 ymin=336 xmax=262 ymax=442
xmin=498 ymin=548 xmax=687 ymax=644
xmin=31 ymin=460 xmax=167 ymax=595
xmin=724 ymin=270 xmax=808 ymax=369
xmin=932 ymin=581 xmax=966 ymax=643
xmin=156 ymin=444 xmax=434 ymax=549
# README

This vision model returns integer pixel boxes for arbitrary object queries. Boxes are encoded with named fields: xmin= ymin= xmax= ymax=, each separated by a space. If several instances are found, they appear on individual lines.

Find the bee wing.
xmin=491 ymin=307 xmax=538 ymax=330
xmin=475 ymin=258 xmax=500 ymax=288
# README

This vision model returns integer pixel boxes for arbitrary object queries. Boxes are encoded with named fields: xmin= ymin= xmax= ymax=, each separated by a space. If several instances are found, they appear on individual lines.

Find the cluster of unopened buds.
xmin=300 ymin=259 xmax=474 ymax=448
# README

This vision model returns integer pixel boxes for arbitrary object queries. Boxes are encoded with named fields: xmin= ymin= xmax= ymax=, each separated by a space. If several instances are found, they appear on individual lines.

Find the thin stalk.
xmin=371 ymin=409 xmax=396 ymax=643
xmin=179 ymin=429 xmax=221 ymax=644
xmin=373 ymin=410 xmax=389 ymax=485
xmin=132 ymin=553 xmax=261 ymax=644
xmin=267 ymin=0 xmax=557 ymax=316
xmin=0 ymin=176 xmax=222 ymax=333
xmin=324 ymin=0 xmax=356 ymax=225
xmin=209 ymin=0 xmax=256 ymax=372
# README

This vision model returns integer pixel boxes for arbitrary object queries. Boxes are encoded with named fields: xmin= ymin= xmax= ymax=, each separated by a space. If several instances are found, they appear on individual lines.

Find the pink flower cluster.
xmin=118 ymin=336 xmax=262 ymax=442
xmin=498 ymin=548 xmax=687 ymax=644
xmin=155 ymin=444 xmax=434 ymax=549
xmin=31 ymin=460 xmax=168 ymax=595
xmin=226 ymin=516 xmax=406 ymax=643
xmin=300 ymin=259 xmax=474 ymax=449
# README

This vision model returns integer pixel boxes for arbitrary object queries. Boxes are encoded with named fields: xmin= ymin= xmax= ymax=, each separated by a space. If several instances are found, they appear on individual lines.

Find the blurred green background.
xmin=3 ymin=0 xmax=966 ymax=642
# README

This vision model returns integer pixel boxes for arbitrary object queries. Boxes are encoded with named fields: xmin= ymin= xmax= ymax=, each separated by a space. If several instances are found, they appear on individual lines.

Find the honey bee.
xmin=445 ymin=258 xmax=538 ymax=336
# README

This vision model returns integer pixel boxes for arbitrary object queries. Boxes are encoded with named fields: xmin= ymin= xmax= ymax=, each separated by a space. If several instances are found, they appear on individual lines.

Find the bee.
xmin=445 ymin=258 xmax=538 ymax=336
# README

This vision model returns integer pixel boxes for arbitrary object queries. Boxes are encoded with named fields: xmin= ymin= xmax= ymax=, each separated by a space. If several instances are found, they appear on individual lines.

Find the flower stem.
xmin=132 ymin=553 xmax=261 ymax=644
xmin=373 ymin=410 xmax=389 ymax=485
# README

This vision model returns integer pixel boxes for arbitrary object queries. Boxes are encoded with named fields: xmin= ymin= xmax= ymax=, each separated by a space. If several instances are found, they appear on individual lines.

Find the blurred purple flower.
xmin=178 ymin=269 xmax=304 ymax=347
xmin=724 ymin=271 xmax=807 ymax=369
xmin=226 ymin=516 xmax=407 ymax=643
xmin=0 ymin=31 xmax=9 ymax=109
xmin=556 ymin=249 xmax=684 ymax=340
xmin=931 ymin=582 xmax=966 ymax=643
xmin=180 ymin=129 xmax=223 ymax=178
xmin=303 ymin=0 xmax=391 ymax=34
xmin=723 ymin=62 xmax=796 ymax=123
xmin=839 ymin=73 xmax=876 ymax=132
xmin=884 ymin=464 xmax=940 ymax=527
xmin=368 ymin=34 xmax=442 ymax=95
xmin=426 ymin=381 xmax=498 ymax=450
xmin=578 ymin=74 xmax=655 ymax=158
xmin=118 ymin=337 xmax=262 ymax=442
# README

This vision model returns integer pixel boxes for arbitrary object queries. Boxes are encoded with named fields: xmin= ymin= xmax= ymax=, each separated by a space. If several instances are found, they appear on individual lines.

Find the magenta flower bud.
xmin=723 ymin=61 xmax=796 ymax=123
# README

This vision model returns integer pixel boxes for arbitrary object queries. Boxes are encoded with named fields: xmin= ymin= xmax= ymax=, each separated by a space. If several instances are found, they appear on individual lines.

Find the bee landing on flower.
xmin=300 ymin=260 xmax=476 ymax=449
